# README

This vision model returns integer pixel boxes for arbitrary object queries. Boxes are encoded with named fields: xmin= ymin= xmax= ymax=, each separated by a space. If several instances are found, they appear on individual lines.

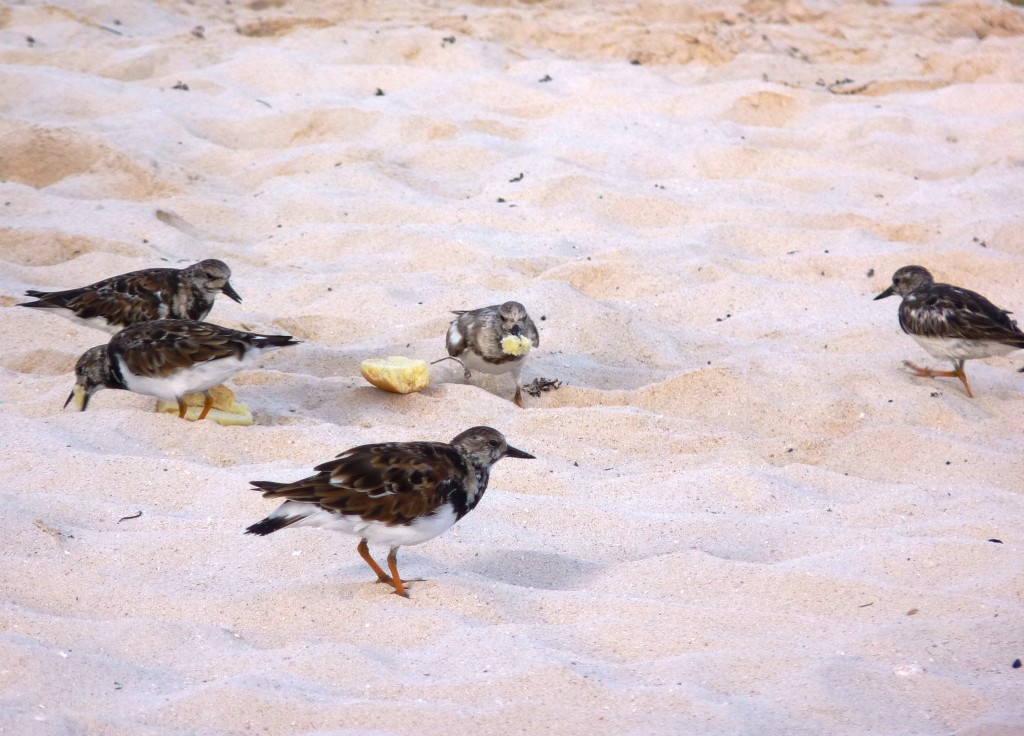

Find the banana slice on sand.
xmin=360 ymin=356 xmax=431 ymax=394
xmin=156 ymin=384 xmax=254 ymax=426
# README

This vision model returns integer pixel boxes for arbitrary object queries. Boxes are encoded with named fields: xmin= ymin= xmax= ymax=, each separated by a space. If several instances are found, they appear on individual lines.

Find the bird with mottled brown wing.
xmin=66 ymin=319 xmax=298 ymax=418
xmin=246 ymin=426 xmax=535 ymax=597
xmin=901 ymin=285 xmax=1024 ymax=346
xmin=48 ymin=278 xmax=167 ymax=327
xmin=875 ymin=265 xmax=1024 ymax=397
xmin=20 ymin=259 xmax=241 ymax=333
xmin=118 ymin=321 xmax=257 ymax=378
xmin=444 ymin=301 xmax=540 ymax=407
xmin=255 ymin=442 xmax=466 ymax=526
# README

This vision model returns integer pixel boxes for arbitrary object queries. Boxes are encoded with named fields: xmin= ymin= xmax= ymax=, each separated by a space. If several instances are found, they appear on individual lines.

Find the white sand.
xmin=2 ymin=0 xmax=1024 ymax=733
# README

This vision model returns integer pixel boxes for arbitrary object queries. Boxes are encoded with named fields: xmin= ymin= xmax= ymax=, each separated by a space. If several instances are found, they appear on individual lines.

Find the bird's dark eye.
xmin=487 ymin=439 xmax=499 ymax=448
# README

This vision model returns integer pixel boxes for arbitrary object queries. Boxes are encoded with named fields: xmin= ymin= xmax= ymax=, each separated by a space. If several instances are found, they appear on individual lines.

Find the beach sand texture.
xmin=2 ymin=0 xmax=1024 ymax=733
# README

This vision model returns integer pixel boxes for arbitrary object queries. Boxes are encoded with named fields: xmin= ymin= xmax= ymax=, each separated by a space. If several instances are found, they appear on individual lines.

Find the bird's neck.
xmin=453 ymin=458 xmax=491 ymax=520
xmin=104 ymin=349 xmax=128 ymax=390
xmin=183 ymin=283 xmax=215 ymax=320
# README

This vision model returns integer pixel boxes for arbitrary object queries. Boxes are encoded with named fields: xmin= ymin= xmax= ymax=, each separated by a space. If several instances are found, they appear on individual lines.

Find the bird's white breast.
xmin=118 ymin=352 xmax=254 ymax=401
xmin=52 ymin=310 xmax=122 ymax=334
xmin=911 ymin=335 xmax=1018 ymax=361
xmin=461 ymin=349 xmax=526 ymax=376
xmin=290 ymin=502 xmax=459 ymax=547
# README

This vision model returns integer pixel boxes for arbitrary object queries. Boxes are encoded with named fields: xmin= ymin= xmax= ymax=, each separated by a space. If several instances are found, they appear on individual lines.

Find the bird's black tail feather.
xmin=256 ymin=334 xmax=301 ymax=349
xmin=250 ymin=480 xmax=288 ymax=494
xmin=245 ymin=515 xmax=297 ymax=536
xmin=246 ymin=480 xmax=305 ymax=535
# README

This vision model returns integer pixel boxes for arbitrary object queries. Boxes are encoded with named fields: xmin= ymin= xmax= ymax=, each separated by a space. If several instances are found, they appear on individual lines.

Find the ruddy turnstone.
xmin=19 ymin=259 xmax=242 ymax=333
xmin=66 ymin=319 xmax=299 ymax=419
xmin=445 ymin=301 xmax=539 ymax=407
xmin=245 ymin=426 xmax=534 ymax=597
xmin=874 ymin=265 xmax=1024 ymax=397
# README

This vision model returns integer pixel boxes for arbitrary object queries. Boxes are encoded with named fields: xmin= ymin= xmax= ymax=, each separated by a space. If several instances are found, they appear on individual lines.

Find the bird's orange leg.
xmin=387 ymin=547 xmax=409 ymax=598
xmin=513 ymin=384 xmax=524 ymax=408
xmin=357 ymin=539 xmax=395 ymax=586
xmin=176 ymin=398 xmax=188 ymax=419
xmin=196 ymin=391 xmax=215 ymax=421
xmin=953 ymin=362 xmax=974 ymax=398
xmin=902 ymin=360 xmax=974 ymax=398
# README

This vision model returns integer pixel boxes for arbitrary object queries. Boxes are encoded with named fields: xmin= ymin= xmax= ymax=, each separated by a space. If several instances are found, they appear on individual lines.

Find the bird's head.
xmin=190 ymin=259 xmax=242 ymax=303
xmin=64 ymin=345 xmax=112 ymax=412
xmin=875 ymin=265 xmax=934 ymax=301
xmin=450 ymin=426 xmax=535 ymax=467
xmin=497 ymin=301 xmax=532 ymax=337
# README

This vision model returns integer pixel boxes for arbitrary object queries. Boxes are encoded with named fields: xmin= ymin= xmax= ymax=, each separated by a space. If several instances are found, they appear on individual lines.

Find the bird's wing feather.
xmin=252 ymin=442 xmax=465 ymax=525
xmin=23 ymin=269 xmax=176 ymax=324
xmin=463 ymin=306 xmax=500 ymax=353
xmin=446 ymin=318 xmax=466 ymax=357
xmin=901 ymin=285 xmax=1024 ymax=346
xmin=523 ymin=315 xmax=540 ymax=347
xmin=115 ymin=321 xmax=250 ymax=377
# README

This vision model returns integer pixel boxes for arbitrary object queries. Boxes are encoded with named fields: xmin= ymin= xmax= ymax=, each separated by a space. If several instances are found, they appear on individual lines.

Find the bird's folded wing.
xmin=904 ymin=287 xmax=1022 ymax=342
xmin=260 ymin=442 xmax=465 ymax=524
xmin=117 ymin=321 xmax=246 ymax=377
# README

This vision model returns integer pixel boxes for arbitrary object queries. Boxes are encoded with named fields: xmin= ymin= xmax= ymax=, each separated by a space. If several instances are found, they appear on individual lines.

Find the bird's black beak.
xmin=64 ymin=384 xmax=89 ymax=411
xmin=222 ymin=281 xmax=243 ymax=303
xmin=874 ymin=285 xmax=895 ymax=301
xmin=511 ymin=324 xmax=522 ymax=337
xmin=504 ymin=444 xmax=535 ymax=459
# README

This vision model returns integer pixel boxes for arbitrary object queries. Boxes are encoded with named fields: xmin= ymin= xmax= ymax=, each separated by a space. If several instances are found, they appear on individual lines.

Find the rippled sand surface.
xmin=2 ymin=1 xmax=1023 ymax=733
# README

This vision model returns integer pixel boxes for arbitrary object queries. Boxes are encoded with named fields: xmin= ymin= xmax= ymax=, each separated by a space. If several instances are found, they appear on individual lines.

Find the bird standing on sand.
xmin=445 ymin=301 xmax=540 ymax=407
xmin=67 ymin=319 xmax=298 ymax=419
xmin=245 ymin=426 xmax=534 ymax=597
xmin=20 ymin=259 xmax=242 ymax=332
xmin=874 ymin=265 xmax=1024 ymax=397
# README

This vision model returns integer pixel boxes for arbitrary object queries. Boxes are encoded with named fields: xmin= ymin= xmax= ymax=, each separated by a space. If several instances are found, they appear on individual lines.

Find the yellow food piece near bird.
xmin=500 ymin=335 xmax=532 ymax=356
xmin=360 ymin=356 xmax=431 ymax=394
xmin=70 ymin=384 xmax=87 ymax=412
xmin=156 ymin=384 xmax=254 ymax=426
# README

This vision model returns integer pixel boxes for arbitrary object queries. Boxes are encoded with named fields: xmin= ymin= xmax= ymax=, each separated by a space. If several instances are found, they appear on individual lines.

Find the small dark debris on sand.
xmin=526 ymin=377 xmax=562 ymax=397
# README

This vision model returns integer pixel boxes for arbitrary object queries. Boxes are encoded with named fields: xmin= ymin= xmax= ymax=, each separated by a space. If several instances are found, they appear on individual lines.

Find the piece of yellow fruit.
xmin=360 ymin=356 xmax=431 ymax=394
xmin=70 ymin=384 xmax=87 ymax=411
xmin=156 ymin=384 xmax=254 ymax=426
xmin=500 ymin=334 xmax=532 ymax=357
